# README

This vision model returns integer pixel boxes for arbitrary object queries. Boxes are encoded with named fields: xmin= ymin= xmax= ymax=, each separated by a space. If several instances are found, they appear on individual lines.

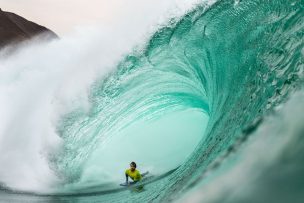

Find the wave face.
xmin=0 ymin=0 xmax=303 ymax=202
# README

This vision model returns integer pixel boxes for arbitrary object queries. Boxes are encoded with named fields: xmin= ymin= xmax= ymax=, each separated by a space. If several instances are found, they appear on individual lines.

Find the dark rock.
xmin=0 ymin=8 xmax=58 ymax=48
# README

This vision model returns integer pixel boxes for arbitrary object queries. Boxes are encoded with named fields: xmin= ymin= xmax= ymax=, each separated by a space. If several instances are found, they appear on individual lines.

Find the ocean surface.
xmin=0 ymin=0 xmax=303 ymax=202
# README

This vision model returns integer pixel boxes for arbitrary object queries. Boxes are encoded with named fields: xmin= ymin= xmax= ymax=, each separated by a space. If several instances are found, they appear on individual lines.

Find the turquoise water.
xmin=0 ymin=0 xmax=303 ymax=202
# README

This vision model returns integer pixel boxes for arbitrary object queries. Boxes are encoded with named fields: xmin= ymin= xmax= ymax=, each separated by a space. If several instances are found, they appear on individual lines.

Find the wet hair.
xmin=130 ymin=162 xmax=137 ymax=168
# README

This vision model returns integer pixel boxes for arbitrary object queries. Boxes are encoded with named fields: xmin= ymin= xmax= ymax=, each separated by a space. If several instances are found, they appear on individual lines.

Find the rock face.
xmin=0 ymin=8 xmax=58 ymax=47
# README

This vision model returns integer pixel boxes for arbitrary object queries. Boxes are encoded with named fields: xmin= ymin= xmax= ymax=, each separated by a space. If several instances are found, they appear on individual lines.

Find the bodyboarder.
xmin=125 ymin=162 xmax=142 ymax=185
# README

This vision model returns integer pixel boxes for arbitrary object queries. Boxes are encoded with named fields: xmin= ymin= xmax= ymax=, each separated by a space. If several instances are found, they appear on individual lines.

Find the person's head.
xmin=130 ymin=162 xmax=136 ymax=171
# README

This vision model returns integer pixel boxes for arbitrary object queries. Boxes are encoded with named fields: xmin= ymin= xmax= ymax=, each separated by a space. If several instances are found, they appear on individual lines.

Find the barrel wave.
xmin=0 ymin=0 xmax=303 ymax=202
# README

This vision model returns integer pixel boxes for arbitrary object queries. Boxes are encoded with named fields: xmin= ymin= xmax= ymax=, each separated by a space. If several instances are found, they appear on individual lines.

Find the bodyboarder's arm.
xmin=125 ymin=173 xmax=129 ymax=183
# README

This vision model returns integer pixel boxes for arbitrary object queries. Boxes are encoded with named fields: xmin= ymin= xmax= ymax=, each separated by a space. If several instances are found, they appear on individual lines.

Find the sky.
xmin=0 ymin=0 xmax=200 ymax=36
xmin=0 ymin=0 xmax=132 ymax=35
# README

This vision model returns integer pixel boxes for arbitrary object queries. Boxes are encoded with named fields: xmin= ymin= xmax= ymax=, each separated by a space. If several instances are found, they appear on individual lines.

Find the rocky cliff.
xmin=0 ymin=8 xmax=57 ymax=48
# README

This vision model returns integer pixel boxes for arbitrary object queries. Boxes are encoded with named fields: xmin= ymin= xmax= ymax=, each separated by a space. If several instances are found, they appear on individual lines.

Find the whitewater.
xmin=0 ymin=0 xmax=303 ymax=202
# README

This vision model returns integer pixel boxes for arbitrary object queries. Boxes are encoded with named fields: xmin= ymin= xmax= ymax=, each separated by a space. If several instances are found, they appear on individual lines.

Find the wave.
xmin=0 ymin=0 xmax=303 ymax=202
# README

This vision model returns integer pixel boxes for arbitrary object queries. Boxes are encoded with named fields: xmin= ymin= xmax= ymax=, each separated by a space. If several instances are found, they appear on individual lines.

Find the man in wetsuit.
xmin=125 ymin=162 xmax=142 ymax=185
